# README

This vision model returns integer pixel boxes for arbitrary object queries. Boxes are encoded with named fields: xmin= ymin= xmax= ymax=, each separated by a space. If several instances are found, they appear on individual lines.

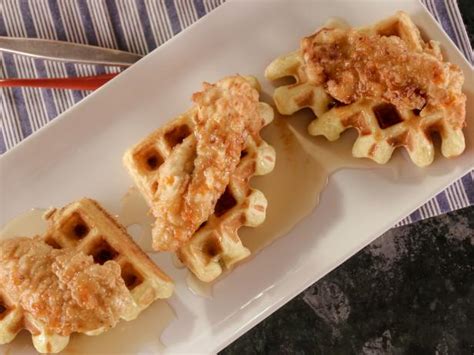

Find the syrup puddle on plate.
xmin=239 ymin=109 xmax=381 ymax=254
xmin=0 ymin=207 xmax=175 ymax=354
xmin=0 ymin=208 xmax=48 ymax=239
xmin=118 ymin=186 xmax=155 ymax=252
xmin=62 ymin=300 xmax=175 ymax=355
xmin=186 ymin=273 xmax=213 ymax=299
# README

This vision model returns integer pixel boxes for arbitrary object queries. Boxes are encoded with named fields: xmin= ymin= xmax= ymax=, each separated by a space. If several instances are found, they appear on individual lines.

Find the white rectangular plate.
xmin=1 ymin=0 xmax=473 ymax=353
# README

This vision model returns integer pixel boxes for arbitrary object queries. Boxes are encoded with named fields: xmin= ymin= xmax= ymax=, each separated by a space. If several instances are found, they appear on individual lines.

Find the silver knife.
xmin=0 ymin=37 xmax=142 ymax=66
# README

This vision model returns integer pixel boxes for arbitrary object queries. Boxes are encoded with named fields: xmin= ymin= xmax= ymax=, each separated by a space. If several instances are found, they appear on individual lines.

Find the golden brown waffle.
xmin=265 ymin=12 xmax=466 ymax=167
xmin=124 ymin=75 xmax=276 ymax=282
xmin=0 ymin=198 xmax=173 ymax=353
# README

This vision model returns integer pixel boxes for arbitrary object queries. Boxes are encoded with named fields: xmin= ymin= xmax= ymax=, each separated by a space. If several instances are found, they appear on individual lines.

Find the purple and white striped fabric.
xmin=0 ymin=0 xmax=472 ymax=226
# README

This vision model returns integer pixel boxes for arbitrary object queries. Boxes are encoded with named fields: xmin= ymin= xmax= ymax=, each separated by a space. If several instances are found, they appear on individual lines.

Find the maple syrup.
xmin=171 ymin=253 xmax=185 ymax=268
xmin=63 ymin=300 xmax=175 ymax=355
xmin=0 ymin=208 xmax=47 ymax=240
xmin=186 ymin=273 xmax=213 ymax=299
xmin=118 ymin=187 xmax=155 ymax=252
xmin=240 ymin=107 xmax=376 ymax=254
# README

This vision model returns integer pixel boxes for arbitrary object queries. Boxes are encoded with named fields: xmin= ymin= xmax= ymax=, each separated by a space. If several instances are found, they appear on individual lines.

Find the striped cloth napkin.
xmin=0 ymin=0 xmax=472 ymax=226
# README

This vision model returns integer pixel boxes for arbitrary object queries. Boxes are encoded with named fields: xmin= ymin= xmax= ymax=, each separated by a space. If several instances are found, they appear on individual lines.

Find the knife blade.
xmin=0 ymin=37 xmax=142 ymax=67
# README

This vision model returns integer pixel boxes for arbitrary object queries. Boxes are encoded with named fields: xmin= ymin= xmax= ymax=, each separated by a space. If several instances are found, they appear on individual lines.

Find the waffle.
xmin=0 ymin=198 xmax=173 ymax=353
xmin=265 ymin=12 xmax=466 ymax=167
xmin=124 ymin=75 xmax=276 ymax=282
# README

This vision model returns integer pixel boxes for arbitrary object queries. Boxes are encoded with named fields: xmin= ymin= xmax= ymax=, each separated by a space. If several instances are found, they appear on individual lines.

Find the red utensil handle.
xmin=0 ymin=73 xmax=119 ymax=90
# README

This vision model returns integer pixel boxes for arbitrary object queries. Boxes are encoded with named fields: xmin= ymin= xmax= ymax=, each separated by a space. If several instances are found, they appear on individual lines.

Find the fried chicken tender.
xmin=0 ymin=237 xmax=135 ymax=336
xmin=152 ymin=76 xmax=263 ymax=251
xmin=301 ymin=27 xmax=465 ymax=128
